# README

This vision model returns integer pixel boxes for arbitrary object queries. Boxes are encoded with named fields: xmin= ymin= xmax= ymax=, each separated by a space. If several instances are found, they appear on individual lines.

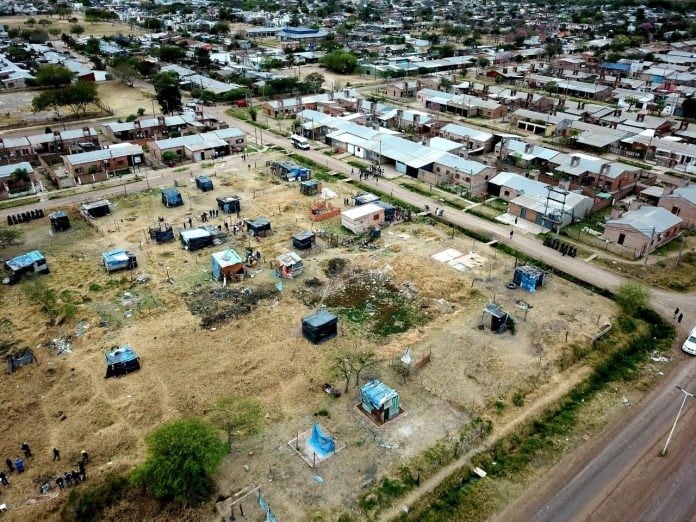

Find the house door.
xmin=519 ymin=208 xmax=526 ymax=219
xmin=383 ymin=408 xmax=389 ymax=421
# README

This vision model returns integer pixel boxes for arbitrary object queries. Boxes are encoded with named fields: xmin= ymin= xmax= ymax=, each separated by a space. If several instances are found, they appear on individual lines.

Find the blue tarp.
xmin=308 ymin=422 xmax=336 ymax=458
xmin=601 ymin=62 xmax=631 ymax=72
xmin=361 ymin=380 xmax=398 ymax=410
xmin=211 ymin=249 xmax=243 ymax=280
xmin=196 ymin=176 xmax=214 ymax=191
xmin=105 ymin=345 xmax=138 ymax=365
xmin=161 ymin=187 xmax=183 ymax=207
xmin=5 ymin=251 xmax=45 ymax=272
xmin=102 ymin=248 xmax=136 ymax=272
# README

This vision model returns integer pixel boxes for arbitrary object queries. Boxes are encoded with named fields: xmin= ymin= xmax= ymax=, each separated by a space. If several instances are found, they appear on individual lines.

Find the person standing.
xmin=80 ymin=451 xmax=89 ymax=465
xmin=0 ymin=471 xmax=8 ymax=485
xmin=678 ymin=313 xmax=684 ymax=324
xmin=509 ymin=230 xmax=514 ymax=239
xmin=63 ymin=471 xmax=72 ymax=487
xmin=14 ymin=457 xmax=24 ymax=473
xmin=21 ymin=443 xmax=31 ymax=458
xmin=674 ymin=307 xmax=680 ymax=320
xmin=5 ymin=458 xmax=13 ymax=473
xmin=56 ymin=476 xmax=64 ymax=490
xmin=52 ymin=448 xmax=60 ymax=461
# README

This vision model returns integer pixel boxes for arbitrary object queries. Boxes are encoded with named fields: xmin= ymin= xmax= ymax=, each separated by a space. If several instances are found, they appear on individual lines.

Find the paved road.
xmin=5 ymin=106 xmax=696 ymax=520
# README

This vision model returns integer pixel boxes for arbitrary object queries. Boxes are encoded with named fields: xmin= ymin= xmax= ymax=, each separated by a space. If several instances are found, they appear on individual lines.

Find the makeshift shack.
xmin=211 ymin=249 xmax=245 ymax=281
xmin=355 ymin=192 xmax=381 ymax=206
xmin=181 ymin=226 xmax=216 ymax=251
xmin=161 ymin=187 xmax=184 ymax=207
xmin=3 ymin=251 xmax=49 ymax=284
xmin=376 ymin=201 xmax=396 ymax=222
xmin=195 ymin=175 xmax=214 ymax=192
xmin=149 ymin=222 xmax=175 ymax=242
xmin=49 ymin=211 xmax=70 ymax=232
xmin=292 ymin=230 xmax=316 ymax=250
xmin=360 ymin=380 xmax=401 ymax=424
xmin=513 ymin=265 xmax=545 ymax=292
xmin=302 ymin=310 xmax=338 ymax=344
xmin=300 ymin=179 xmax=321 ymax=196
xmin=341 ymin=203 xmax=385 ymax=234
xmin=481 ymin=303 xmax=510 ymax=333
xmin=246 ymin=217 xmax=272 ymax=237
xmin=81 ymin=200 xmax=111 ymax=218
xmin=105 ymin=345 xmax=140 ymax=378
xmin=6 ymin=348 xmax=35 ymax=374
xmin=217 ymin=195 xmax=240 ymax=214
xmin=269 ymin=160 xmax=311 ymax=181
xmin=309 ymin=200 xmax=341 ymax=222
xmin=276 ymin=252 xmax=304 ymax=279
xmin=102 ymin=248 xmax=137 ymax=273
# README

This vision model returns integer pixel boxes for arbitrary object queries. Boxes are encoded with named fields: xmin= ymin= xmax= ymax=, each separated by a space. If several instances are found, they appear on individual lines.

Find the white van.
xmin=291 ymin=134 xmax=310 ymax=150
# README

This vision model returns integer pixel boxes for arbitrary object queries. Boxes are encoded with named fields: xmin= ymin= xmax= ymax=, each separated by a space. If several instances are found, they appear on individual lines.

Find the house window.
xmin=373 ymin=214 xmax=380 ymax=220
xmin=671 ymin=206 xmax=680 ymax=216
xmin=235 ymin=139 xmax=244 ymax=144
xmin=617 ymin=233 xmax=625 ymax=245
xmin=504 ymin=190 xmax=510 ymax=197
xmin=75 ymin=167 xmax=83 ymax=174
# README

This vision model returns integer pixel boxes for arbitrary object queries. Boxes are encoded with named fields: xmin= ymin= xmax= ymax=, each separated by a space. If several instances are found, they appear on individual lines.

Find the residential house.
xmin=439 ymin=123 xmax=496 ymax=153
xmin=62 ymin=144 xmax=145 ymax=185
xmin=416 ymin=89 xmax=507 ymax=119
xmin=604 ymin=206 xmax=683 ymax=256
xmin=0 ymin=161 xmax=39 ymax=200
xmin=152 ymin=128 xmax=246 ymax=162
xmin=277 ymin=26 xmax=328 ymax=51
xmin=387 ymin=80 xmax=419 ymax=98
xmin=658 ymin=184 xmax=696 ymax=228
xmin=419 ymin=154 xmax=495 ymax=195
xmin=552 ymin=153 xmax=641 ymax=198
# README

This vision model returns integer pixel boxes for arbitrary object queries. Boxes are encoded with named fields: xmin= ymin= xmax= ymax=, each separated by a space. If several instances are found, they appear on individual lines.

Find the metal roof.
xmin=662 ymin=184 xmax=696 ymax=206
xmin=5 ymin=250 xmax=45 ymax=271
xmin=361 ymin=380 xmax=398 ymax=409
xmin=607 ymin=206 xmax=683 ymax=236
xmin=0 ymin=161 xmax=32 ymax=178
xmin=211 ymin=248 xmax=243 ymax=267
xmin=63 ymin=145 xmax=143 ymax=166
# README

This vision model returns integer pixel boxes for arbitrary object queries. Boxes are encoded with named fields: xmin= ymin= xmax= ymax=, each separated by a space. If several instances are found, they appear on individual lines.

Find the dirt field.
xmin=0 ymin=16 xmax=147 ymax=38
xmin=0 ymin=151 xmax=616 ymax=520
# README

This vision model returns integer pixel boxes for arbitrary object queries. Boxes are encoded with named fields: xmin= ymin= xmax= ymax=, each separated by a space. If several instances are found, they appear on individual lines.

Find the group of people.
xmin=3 ymin=443 xmax=90 ymax=494
xmin=674 ymin=308 xmax=684 ymax=324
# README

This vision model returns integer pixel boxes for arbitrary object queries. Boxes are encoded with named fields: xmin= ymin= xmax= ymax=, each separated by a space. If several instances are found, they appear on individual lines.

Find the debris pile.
xmin=186 ymin=283 xmax=278 ymax=328
xmin=50 ymin=337 xmax=73 ymax=355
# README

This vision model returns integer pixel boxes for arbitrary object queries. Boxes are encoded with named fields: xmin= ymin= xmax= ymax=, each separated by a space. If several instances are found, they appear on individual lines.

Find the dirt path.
xmin=376 ymin=366 xmax=593 ymax=521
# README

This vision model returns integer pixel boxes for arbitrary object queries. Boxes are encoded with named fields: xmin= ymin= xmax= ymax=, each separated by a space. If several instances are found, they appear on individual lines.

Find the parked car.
xmin=682 ymin=326 xmax=696 ymax=355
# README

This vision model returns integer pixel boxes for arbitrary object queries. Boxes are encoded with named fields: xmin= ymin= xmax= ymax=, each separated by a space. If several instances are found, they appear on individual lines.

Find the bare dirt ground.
xmin=0 ymin=150 xmax=616 ymax=520
xmin=0 ymin=16 xmax=147 ymax=38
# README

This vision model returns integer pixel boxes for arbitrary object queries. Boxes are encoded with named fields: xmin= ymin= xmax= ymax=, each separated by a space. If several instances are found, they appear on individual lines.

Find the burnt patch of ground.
xmin=186 ymin=283 xmax=279 ymax=329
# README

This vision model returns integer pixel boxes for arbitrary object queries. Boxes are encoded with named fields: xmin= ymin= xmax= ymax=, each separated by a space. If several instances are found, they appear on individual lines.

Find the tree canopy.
xmin=152 ymin=72 xmax=182 ymax=114
xmin=132 ymin=419 xmax=228 ymax=504
xmin=320 ymin=51 xmax=358 ymax=74
xmin=209 ymin=396 xmax=262 ymax=447
xmin=35 ymin=64 xmax=74 ymax=87
xmin=615 ymin=283 xmax=650 ymax=315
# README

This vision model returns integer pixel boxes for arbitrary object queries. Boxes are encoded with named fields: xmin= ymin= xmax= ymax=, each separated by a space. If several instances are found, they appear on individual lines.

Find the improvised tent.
xmin=246 ymin=217 xmax=272 ymax=237
xmin=292 ymin=230 xmax=316 ymax=250
xmin=360 ymin=380 xmax=401 ymax=424
xmin=307 ymin=422 xmax=336 ymax=459
xmin=161 ymin=187 xmax=184 ymax=207
xmin=149 ymin=222 xmax=175 ymax=243
xmin=217 ymin=195 xmax=241 ymax=214
xmin=6 ymin=348 xmax=35 ymax=374
xmin=105 ymin=345 xmax=140 ymax=378
xmin=276 ymin=252 xmax=304 ymax=279
xmin=376 ymin=201 xmax=396 ymax=222
xmin=211 ymin=248 xmax=244 ymax=281
xmin=102 ymin=248 xmax=137 ymax=273
xmin=81 ymin=200 xmax=111 ymax=218
xmin=180 ymin=226 xmax=216 ymax=251
xmin=481 ymin=303 xmax=510 ymax=333
xmin=513 ymin=265 xmax=545 ymax=292
xmin=355 ymin=193 xmax=381 ymax=206
xmin=302 ymin=310 xmax=338 ymax=344
xmin=195 ymin=175 xmax=214 ymax=192
xmin=300 ymin=179 xmax=321 ymax=196
xmin=49 ymin=211 xmax=70 ymax=232
xmin=3 ymin=251 xmax=49 ymax=284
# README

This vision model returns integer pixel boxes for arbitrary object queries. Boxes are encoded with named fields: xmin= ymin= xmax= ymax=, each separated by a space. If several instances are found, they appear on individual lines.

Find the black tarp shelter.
xmin=195 ymin=176 xmax=214 ymax=192
xmin=81 ymin=200 xmax=111 ymax=218
xmin=161 ymin=187 xmax=184 ymax=207
xmin=49 ymin=211 xmax=70 ymax=232
xmin=217 ymin=195 xmax=241 ymax=214
xmin=246 ymin=217 xmax=272 ymax=237
xmin=302 ymin=310 xmax=338 ymax=344
xmin=292 ymin=230 xmax=316 ymax=250
xmin=6 ymin=348 xmax=35 ymax=374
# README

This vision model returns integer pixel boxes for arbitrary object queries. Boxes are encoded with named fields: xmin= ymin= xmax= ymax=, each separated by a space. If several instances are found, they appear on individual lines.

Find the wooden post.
xmin=565 ymin=331 xmax=569 ymax=343
xmin=296 ymin=430 xmax=299 ymax=450
xmin=313 ymin=452 xmax=316 ymax=469
xmin=239 ymin=503 xmax=244 ymax=516
xmin=596 ymin=314 xmax=601 ymax=326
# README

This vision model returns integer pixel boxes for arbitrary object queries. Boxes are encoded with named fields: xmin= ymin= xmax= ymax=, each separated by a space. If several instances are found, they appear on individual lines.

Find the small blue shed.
xmin=4 ymin=251 xmax=49 ymax=284
xmin=360 ymin=380 xmax=401 ymax=424
xmin=161 ymin=187 xmax=184 ymax=207
xmin=217 ymin=195 xmax=241 ymax=214
xmin=195 ymin=175 xmax=214 ymax=192
xmin=102 ymin=248 xmax=137 ymax=273
xmin=105 ymin=345 xmax=140 ymax=378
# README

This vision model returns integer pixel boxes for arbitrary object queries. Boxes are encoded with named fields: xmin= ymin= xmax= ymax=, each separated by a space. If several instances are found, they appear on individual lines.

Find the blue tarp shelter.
xmin=105 ymin=345 xmax=140 ymax=378
xmin=360 ymin=380 xmax=401 ymax=423
xmin=376 ymin=201 xmax=395 ymax=221
xmin=49 ymin=211 xmax=70 ymax=232
xmin=195 ymin=176 xmax=214 ymax=192
xmin=181 ymin=226 xmax=216 ymax=251
xmin=307 ymin=422 xmax=336 ymax=458
xmin=292 ymin=230 xmax=315 ymax=250
xmin=246 ymin=217 xmax=272 ymax=237
xmin=217 ymin=195 xmax=241 ymax=214
xmin=102 ymin=248 xmax=137 ymax=273
xmin=161 ymin=187 xmax=184 ymax=207
xmin=302 ymin=310 xmax=338 ymax=344
xmin=355 ymin=193 xmax=381 ymax=206
xmin=4 ymin=251 xmax=49 ymax=283
xmin=513 ymin=265 xmax=544 ymax=292
xmin=300 ymin=179 xmax=321 ymax=196
xmin=211 ymin=249 xmax=244 ymax=280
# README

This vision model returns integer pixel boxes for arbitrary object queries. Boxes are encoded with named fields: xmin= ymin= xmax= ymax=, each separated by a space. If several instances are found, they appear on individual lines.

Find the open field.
xmin=0 ymin=16 xmax=148 ymax=38
xmin=0 ymin=151 xmax=616 ymax=520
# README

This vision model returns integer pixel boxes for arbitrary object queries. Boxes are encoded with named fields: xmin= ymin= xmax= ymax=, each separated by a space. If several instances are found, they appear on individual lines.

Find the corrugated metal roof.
xmin=607 ymin=206 xmax=683 ymax=235
xmin=63 ymin=145 xmax=142 ymax=166
xmin=0 ymin=161 xmax=32 ymax=178
xmin=361 ymin=380 xmax=398 ymax=409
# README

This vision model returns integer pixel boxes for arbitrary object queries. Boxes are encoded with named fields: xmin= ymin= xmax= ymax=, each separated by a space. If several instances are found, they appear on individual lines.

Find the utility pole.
xmin=676 ymin=233 xmax=686 ymax=268
xmin=661 ymin=385 xmax=695 ymax=456
xmin=644 ymin=226 xmax=656 ymax=266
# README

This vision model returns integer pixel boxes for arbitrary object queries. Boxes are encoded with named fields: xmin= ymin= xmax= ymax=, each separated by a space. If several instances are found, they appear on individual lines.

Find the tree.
xmin=143 ymin=18 xmax=162 ymax=31
xmin=32 ymin=90 xmax=63 ymax=116
xmin=161 ymin=151 xmax=177 ymax=164
xmin=35 ymin=64 xmax=74 ymax=87
xmin=70 ymin=24 xmax=85 ymax=35
xmin=48 ymin=27 xmax=62 ymax=38
xmin=209 ymin=396 xmax=262 ymax=448
xmin=304 ymin=71 xmax=325 ymax=93
xmin=63 ymin=81 xmax=100 ymax=116
xmin=131 ymin=419 xmax=228 ymax=504
xmin=248 ymin=105 xmax=258 ymax=122
xmin=157 ymin=44 xmax=186 ymax=63
xmin=24 ymin=17 xmax=36 ymax=27
xmin=624 ymin=96 xmax=640 ymax=111
xmin=0 ymin=227 xmax=23 ymax=249
xmin=194 ymin=47 xmax=210 ymax=68
xmin=210 ymin=22 xmax=229 ymax=35
xmin=320 ymin=51 xmax=358 ymax=74
xmin=38 ymin=19 xmax=52 ymax=27
xmin=111 ymin=62 xmax=140 ymax=87
xmin=152 ymin=72 xmax=182 ymax=114
xmin=615 ymin=283 xmax=650 ymax=315
xmin=332 ymin=350 xmax=380 ymax=392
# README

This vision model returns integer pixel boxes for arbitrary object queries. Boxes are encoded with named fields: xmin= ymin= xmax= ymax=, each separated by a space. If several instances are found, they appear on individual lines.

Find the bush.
xmin=61 ymin=473 xmax=129 ymax=521
xmin=615 ymin=283 xmax=650 ymax=315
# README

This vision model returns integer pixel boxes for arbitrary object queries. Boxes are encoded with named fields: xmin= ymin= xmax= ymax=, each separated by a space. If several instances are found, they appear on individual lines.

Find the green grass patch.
xmin=616 ymin=158 xmax=652 ymax=171
xmin=347 ymin=159 xmax=370 ymax=170
xmin=0 ymin=195 xmax=40 ymax=209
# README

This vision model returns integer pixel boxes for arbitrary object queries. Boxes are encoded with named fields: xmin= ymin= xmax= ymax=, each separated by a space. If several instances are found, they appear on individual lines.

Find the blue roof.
xmin=161 ymin=187 xmax=181 ymax=196
xmin=361 ymin=380 xmax=398 ymax=409
xmin=6 ymin=251 xmax=45 ymax=271
xmin=102 ymin=248 xmax=132 ymax=265
xmin=105 ymin=345 xmax=138 ymax=365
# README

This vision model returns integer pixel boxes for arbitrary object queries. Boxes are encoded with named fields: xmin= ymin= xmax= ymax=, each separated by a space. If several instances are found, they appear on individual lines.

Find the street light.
xmin=660 ymin=385 xmax=695 ymax=456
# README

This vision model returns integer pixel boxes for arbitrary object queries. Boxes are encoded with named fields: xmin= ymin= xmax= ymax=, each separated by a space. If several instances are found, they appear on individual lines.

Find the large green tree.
xmin=35 ymin=64 xmax=74 ymax=87
xmin=209 ymin=396 xmax=262 ymax=448
xmin=320 ymin=51 xmax=358 ymax=74
xmin=152 ymin=71 xmax=182 ymax=114
xmin=132 ymin=419 xmax=228 ymax=504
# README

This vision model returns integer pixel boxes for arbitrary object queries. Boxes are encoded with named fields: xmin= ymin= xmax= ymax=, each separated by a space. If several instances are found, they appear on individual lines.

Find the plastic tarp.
xmin=161 ymin=188 xmax=183 ymax=207
xmin=196 ymin=176 xmax=213 ymax=191
xmin=302 ymin=310 xmax=338 ymax=344
xmin=308 ymin=422 xmax=336 ymax=458
xmin=102 ymin=248 xmax=136 ymax=272
xmin=105 ymin=345 xmax=140 ymax=378
xmin=211 ymin=249 xmax=243 ymax=279
xmin=5 ymin=251 xmax=45 ymax=272
xmin=361 ymin=380 xmax=398 ymax=410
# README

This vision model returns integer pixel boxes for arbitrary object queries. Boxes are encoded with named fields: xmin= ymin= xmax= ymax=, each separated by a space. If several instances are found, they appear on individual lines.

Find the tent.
xmin=149 ymin=223 xmax=175 ymax=242
xmin=355 ymin=193 xmax=381 ymax=206
xmin=275 ymin=252 xmax=304 ymax=279
xmin=4 ymin=251 xmax=49 ymax=284
xmin=307 ymin=422 xmax=336 ymax=458
xmin=513 ymin=265 xmax=544 ymax=292
xmin=81 ymin=200 xmax=111 ymax=218
xmin=300 ymin=179 xmax=321 ymax=196
xmin=102 ymin=248 xmax=137 ymax=273
xmin=292 ymin=230 xmax=316 ymax=250
xmin=217 ymin=195 xmax=241 ymax=214
xmin=6 ymin=348 xmax=35 ymax=374
xmin=49 ymin=211 xmax=70 ymax=232
xmin=246 ymin=217 xmax=272 ymax=237
xmin=211 ymin=248 xmax=244 ymax=281
xmin=161 ymin=187 xmax=184 ymax=207
xmin=105 ymin=345 xmax=140 ymax=378
xmin=195 ymin=175 xmax=214 ymax=192
xmin=360 ymin=380 xmax=401 ymax=423
xmin=481 ymin=303 xmax=510 ymax=333
xmin=375 ymin=201 xmax=396 ymax=222
xmin=302 ymin=310 xmax=338 ymax=344
xmin=181 ymin=226 xmax=215 ymax=251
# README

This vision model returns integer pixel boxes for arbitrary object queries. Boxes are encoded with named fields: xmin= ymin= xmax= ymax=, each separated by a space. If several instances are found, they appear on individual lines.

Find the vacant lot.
xmin=0 ymin=152 xmax=615 ymax=520
xmin=0 ymin=16 xmax=147 ymax=38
